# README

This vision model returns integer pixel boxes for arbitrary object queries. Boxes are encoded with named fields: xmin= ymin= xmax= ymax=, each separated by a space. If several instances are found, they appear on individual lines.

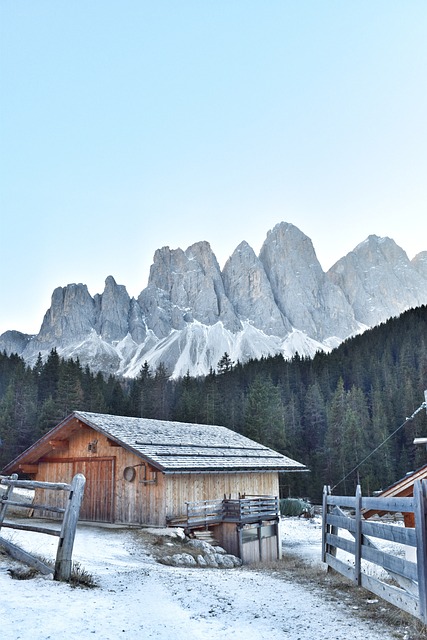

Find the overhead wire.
xmin=330 ymin=399 xmax=427 ymax=492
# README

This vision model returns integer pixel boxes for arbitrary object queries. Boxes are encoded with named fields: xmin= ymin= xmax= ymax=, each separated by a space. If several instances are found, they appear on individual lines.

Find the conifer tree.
xmin=175 ymin=371 xmax=203 ymax=423
xmin=152 ymin=363 xmax=171 ymax=420
xmin=55 ymin=359 xmax=84 ymax=418
xmin=324 ymin=378 xmax=347 ymax=490
xmin=217 ymin=352 xmax=234 ymax=374
xmin=368 ymin=385 xmax=394 ymax=491
xmin=204 ymin=371 xmax=221 ymax=425
xmin=37 ymin=348 xmax=60 ymax=403
xmin=244 ymin=374 xmax=285 ymax=450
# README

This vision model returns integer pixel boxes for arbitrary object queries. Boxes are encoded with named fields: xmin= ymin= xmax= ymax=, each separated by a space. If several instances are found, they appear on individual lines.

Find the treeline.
xmin=1 ymin=305 xmax=427 ymax=501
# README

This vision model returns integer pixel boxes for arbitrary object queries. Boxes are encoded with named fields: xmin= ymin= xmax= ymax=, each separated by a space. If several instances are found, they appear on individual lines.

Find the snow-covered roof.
xmin=2 ymin=411 xmax=306 ymax=475
xmin=76 ymin=411 xmax=306 ymax=473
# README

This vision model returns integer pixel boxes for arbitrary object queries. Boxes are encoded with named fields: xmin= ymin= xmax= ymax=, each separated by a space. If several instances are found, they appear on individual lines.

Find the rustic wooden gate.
xmin=322 ymin=481 xmax=427 ymax=623
xmin=73 ymin=458 xmax=114 ymax=522
xmin=0 ymin=473 xmax=85 ymax=581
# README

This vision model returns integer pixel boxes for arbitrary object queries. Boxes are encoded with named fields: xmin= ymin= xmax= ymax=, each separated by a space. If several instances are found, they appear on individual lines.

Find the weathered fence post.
xmin=354 ymin=484 xmax=362 ymax=586
xmin=0 ymin=473 xmax=18 ymax=530
xmin=54 ymin=473 xmax=86 ymax=582
xmin=414 ymin=479 xmax=427 ymax=624
xmin=322 ymin=485 xmax=338 ymax=568
xmin=321 ymin=485 xmax=328 ymax=563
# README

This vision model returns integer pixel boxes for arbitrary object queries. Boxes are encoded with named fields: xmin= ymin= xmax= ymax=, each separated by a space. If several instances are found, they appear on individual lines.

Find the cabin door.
xmin=73 ymin=458 xmax=115 ymax=522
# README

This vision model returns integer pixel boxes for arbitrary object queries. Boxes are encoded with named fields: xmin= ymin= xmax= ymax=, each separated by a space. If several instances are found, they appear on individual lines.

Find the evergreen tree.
xmin=175 ymin=371 xmax=203 ymax=423
xmin=152 ymin=363 xmax=171 ymax=420
xmin=37 ymin=348 xmax=60 ymax=404
xmin=324 ymin=378 xmax=347 ymax=490
xmin=368 ymin=385 xmax=394 ymax=491
xmin=0 ymin=370 xmax=38 ymax=467
xmin=204 ymin=371 xmax=221 ymax=425
xmin=55 ymin=358 xmax=84 ymax=418
xmin=217 ymin=352 xmax=234 ymax=374
xmin=81 ymin=367 xmax=107 ymax=413
xmin=302 ymin=382 xmax=327 ymax=494
xmin=244 ymin=374 xmax=285 ymax=450
xmin=283 ymin=392 xmax=302 ymax=458
xmin=36 ymin=396 xmax=58 ymax=439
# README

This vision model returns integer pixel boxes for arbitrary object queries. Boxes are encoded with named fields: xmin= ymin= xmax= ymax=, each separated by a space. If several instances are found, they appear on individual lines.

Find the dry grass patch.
xmin=131 ymin=528 xmax=204 ymax=563
xmin=68 ymin=561 xmax=98 ymax=588
xmin=131 ymin=528 xmax=185 ymax=554
xmin=6 ymin=566 xmax=39 ymax=580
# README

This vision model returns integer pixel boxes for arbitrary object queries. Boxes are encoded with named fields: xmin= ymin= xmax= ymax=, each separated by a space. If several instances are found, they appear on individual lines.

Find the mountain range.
xmin=1 ymin=222 xmax=427 ymax=378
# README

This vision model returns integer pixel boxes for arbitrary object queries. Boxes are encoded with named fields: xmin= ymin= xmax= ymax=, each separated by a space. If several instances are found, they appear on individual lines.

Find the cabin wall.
xmin=165 ymin=472 xmax=279 ymax=521
xmin=30 ymin=421 xmax=280 ymax=527
xmin=33 ymin=424 xmax=166 ymax=525
xmin=217 ymin=522 xmax=240 ymax=556
xmin=216 ymin=520 xmax=280 ymax=563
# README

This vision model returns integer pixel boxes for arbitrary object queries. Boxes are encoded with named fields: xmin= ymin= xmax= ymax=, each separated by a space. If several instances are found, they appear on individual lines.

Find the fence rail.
xmin=168 ymin=495 xmax=279 ymax=530
xmin=0 ymin=473 xmax=85 ymax=581
xmin=223 ymin=497 xmax=279 ymax=523
xmin=322 ymin=481 xmax=427 ymax=623
xmin=185 ymin=499 xmax=224 ymax=528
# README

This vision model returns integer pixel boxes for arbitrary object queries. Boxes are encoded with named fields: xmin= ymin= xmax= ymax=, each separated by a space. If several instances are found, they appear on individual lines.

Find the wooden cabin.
xmin=2 ymin=411 xmax=306 ymax=528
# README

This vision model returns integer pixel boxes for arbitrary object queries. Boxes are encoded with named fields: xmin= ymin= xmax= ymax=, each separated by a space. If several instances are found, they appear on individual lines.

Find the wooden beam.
xmin=48 ymin=440 xmax=69 ymax=451
xmin=0 ymin=536 xmax=53 ymax=575
xmin=107 ymin=438 xmax=121 ymax=447
xmin=18 ymin=464 xmax=39 ymax=474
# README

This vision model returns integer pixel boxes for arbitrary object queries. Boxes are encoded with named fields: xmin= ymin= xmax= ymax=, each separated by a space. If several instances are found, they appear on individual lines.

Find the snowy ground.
xmin=0 ymin=514 xmax=410 ymax=640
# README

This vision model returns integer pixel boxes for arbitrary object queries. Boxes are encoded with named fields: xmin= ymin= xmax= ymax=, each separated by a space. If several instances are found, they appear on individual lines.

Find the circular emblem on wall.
xmin=123 ymin=466 xmax=136 ymax=482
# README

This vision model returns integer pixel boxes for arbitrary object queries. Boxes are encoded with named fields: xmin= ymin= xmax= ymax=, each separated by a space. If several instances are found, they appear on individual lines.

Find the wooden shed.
xmin=1 ymin=411 xmax=306 ymax=530
xmin=363 ymin=464 xmax=427 ymax=527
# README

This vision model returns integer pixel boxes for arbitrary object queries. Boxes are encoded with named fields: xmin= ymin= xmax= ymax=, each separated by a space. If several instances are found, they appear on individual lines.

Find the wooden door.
xmin=73 ymin=458 xmax=115 ymax=522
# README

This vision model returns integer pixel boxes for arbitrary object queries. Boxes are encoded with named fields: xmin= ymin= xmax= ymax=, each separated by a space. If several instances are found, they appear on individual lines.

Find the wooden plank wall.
xmin=33 ymin=423 xmax=166 ymax=525
xmin=31 ymin=418 xmax=279 ymax=527
xmin=165 ymin=472 xmax=279 ymax=522
xmin=216 ymin=522 xmax=239 ymax=557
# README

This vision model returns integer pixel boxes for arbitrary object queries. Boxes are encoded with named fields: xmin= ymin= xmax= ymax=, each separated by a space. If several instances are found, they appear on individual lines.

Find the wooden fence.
xmin=322 ymin=480 xmax=427 ymax=623
xmin=0 ymin=473 xmax=86 ymax=581
xmin=223 ymin=496 xmax=279 ymax=523
xmin=185 ymin=499 xmax=224 ymax=528
xmin=169 ymin=495 xmax=280 ymax=530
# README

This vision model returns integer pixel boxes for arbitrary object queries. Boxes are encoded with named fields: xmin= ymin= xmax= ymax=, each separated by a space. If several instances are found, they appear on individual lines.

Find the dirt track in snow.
xmin=1 ymin=519 xmax=410 ymax=639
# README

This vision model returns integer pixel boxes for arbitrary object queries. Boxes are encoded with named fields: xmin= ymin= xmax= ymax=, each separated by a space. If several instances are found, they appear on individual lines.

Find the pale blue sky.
xmin=1 ymin=1 xmax=426 ymax=335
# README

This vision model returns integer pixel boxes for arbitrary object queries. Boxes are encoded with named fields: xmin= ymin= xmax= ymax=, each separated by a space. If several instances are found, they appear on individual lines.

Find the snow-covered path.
xmin=1 ymin=522 xmax=398 ymax=640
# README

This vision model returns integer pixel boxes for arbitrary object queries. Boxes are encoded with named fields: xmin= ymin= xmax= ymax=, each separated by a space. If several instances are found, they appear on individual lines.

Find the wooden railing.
xmin=171 ymin=495 xmax=279 ymax=529
xmin=223 ymin=496 xmax=279 ymax=523
xmin=185 ymin=499 xmax=224 ymax=528
xmin=322 ymin=481 xmax=427 ymax=623
xmin=0 ymin=473 xmax=85 ymax=581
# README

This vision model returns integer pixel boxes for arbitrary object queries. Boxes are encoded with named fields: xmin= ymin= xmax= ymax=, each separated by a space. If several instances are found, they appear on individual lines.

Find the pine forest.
xmin=1 ymin=305 xmax=427 ymax=502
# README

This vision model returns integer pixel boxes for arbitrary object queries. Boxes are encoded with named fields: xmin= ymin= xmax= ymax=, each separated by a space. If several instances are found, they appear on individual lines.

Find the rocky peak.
xmin=95 ymin=276 xmax=131 ymax=343
xmin=36 ymin=283 xmax=96 ymax=348
xmin=328 ymin=235 xmax=427 ymax=326
xmin=412 ymin=251 xmax=427 ymax=281
xmin=138 ymin=241 xmax=240 ymax=337
xmin=259 ymin=222 xmax=357 ymax=340
xmin=222 ymin=241 xmax=291 ymax=336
